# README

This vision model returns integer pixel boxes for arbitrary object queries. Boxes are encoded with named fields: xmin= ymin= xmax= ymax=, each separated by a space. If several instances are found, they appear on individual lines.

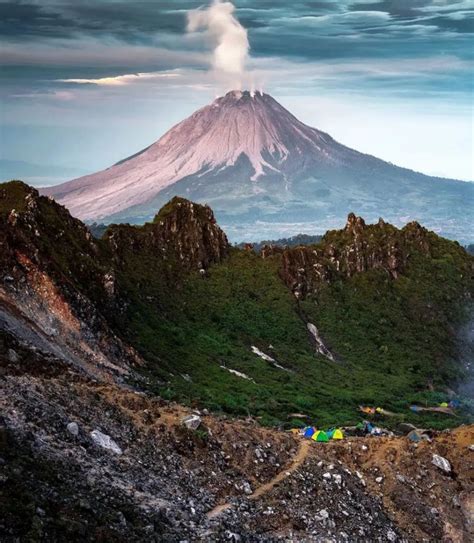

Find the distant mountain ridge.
xmin=41 ymin=90 xmax=473 ymax=242
xmin=237 ymin=233 xmax=323 ymax=252
xmin=1 ymin=159 xmax=88 ymax=187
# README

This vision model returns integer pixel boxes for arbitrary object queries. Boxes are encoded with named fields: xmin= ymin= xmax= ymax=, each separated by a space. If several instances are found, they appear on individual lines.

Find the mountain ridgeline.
xmin=1 ymin=180 xmax=473 ymax=428
xmin=41 ymin=90 xmax=474 ymax=243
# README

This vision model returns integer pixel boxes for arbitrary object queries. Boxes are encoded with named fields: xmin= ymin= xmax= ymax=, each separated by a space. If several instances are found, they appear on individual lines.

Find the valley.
xmin=1 ymin=180 xmax=473 ymax=541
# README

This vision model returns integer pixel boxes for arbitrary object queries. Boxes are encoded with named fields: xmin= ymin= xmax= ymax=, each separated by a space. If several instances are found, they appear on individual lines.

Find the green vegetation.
xmin=116 ymin=243 xmax=473 ymax=430
xmin=0 ymin=181 xmax=109 ymax=303
xmin=2 ymin=181 xmax=472 ymax=430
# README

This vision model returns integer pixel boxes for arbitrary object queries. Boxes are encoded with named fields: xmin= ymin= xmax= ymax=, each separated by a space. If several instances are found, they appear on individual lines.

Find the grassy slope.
xmin=116 ymin=241 xmax=473 ymax=430
xmin=2 ymin=181 xmax=472 ymax=429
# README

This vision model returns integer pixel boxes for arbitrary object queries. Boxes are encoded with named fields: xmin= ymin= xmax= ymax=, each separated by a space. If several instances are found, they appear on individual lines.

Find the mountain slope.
xmin=4 ymin=328 xmax=472 ymax=541
xmin=2 ymin=180 xmax=474 ymax=541
xmin=41 ymin=91 xmax=474 ymax=242
xmin=2 ymin=180 xmax=473 ymax=430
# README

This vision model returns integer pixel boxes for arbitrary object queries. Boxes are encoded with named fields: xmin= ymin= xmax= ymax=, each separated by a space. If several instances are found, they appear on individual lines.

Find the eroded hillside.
xmin=1 ymin=329 xmax=473 ymax=542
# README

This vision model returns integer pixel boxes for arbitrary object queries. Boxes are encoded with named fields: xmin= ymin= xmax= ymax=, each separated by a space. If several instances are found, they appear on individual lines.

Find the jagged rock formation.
xmin=1 ymin=179 xmax=473 ymax=424
xmin=40 ymin=90 xmax=473 ymax=242
xmin=275 ymin=212 xmax=436 ymax=298
xmin=104 ymin=196 xmax=229 ymax=273
xmin=0 ymin=183 xmax=229 ymax=379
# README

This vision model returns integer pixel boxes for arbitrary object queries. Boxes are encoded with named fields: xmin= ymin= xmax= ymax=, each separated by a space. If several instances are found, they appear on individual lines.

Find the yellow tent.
xmin=439 ymin=402 xmax=448 ymax=408
xmin=332 ymin=428 xmax=344 ymax=440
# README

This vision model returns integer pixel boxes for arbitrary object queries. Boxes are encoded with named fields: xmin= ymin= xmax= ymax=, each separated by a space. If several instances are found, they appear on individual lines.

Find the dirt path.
xmin=206 ymin=439 xmax=311 ymax=520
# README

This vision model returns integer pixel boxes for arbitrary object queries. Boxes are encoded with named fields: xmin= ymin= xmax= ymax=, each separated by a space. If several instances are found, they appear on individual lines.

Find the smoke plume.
xmin=187 ymin=0 xmax=249 ymax=88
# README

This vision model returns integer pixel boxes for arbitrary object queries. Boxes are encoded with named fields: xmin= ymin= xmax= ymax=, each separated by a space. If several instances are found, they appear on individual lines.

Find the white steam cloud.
xmin=187 ymin=0 xmax=250 ymax=89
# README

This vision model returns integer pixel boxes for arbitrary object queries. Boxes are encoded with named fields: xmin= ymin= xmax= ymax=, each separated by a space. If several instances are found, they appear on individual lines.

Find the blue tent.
xmin=304 ymin=426 xmax=316 ymax=438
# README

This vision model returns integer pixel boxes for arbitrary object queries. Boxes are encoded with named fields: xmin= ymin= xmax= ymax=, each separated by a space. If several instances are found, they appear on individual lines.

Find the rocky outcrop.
xmin=276 ymin=212 xmax=433 ymax=298
xmin=0 ymin=184 xmax=229 ymax=379
xmin=104 ymin=197 xmax=229 ymax=273
xmin=0 ymin=182 xmax=141 ymax=378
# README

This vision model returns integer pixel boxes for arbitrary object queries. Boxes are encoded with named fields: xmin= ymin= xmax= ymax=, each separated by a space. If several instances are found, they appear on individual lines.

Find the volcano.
xmin=42 ymin=90 xmax=473 ymax=241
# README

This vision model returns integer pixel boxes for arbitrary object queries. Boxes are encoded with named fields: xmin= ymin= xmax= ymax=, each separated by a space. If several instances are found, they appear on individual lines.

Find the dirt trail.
xmin=207 ymin=439 xmax=311 ymax=520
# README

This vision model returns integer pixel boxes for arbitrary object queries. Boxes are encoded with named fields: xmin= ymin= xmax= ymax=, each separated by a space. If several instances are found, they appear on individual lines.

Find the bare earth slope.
xmin=1 ymin=332 xmax=473 ymax=542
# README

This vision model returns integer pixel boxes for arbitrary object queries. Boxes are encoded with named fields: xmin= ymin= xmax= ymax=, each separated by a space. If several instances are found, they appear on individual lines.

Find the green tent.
xmin=312 ymin=430 xmax=329 ymax=442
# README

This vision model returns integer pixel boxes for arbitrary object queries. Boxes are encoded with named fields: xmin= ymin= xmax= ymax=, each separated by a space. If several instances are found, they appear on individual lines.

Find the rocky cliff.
xmin=104 ymin=196 xmax=229 ymax=273
xmin=0 ymin=182 xmax=140 ymax=379
xmin=273 ymin=212 xmax=438 ymax=298
xmin=0 ymin=184 xmax=229 ymax=380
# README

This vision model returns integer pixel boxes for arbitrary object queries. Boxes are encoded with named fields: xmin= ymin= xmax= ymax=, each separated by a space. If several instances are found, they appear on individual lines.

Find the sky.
xmin=0 ymin=0 xmax=473 ymax=184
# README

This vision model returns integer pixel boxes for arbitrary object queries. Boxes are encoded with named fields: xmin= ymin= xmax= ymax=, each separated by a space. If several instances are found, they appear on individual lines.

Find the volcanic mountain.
xmin=42 ymin=90 xmax=473 ymax=241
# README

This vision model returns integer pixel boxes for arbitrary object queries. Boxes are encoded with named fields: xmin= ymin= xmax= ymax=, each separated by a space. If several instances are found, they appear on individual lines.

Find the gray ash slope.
xmin=42 ymin=91 xmax=473 ymax=243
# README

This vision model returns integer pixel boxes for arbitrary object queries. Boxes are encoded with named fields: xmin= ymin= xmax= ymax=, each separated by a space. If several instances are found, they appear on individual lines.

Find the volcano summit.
xmin=42 ymin=90 xmax=473 ymax=241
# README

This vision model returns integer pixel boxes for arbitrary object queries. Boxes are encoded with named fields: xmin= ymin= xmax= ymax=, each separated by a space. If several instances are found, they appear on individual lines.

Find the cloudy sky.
xmin=1 ymin=0 xmax=473 ymax=184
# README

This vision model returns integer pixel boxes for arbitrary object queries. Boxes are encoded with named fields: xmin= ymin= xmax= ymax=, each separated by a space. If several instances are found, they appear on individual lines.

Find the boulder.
xmin=67 ymin=422 xmax=79 ymax=437
xmin=182 ymin=415 xmax=201 ymax=431
xmin=432 ymin=454 xmax=451 ymax=474
xmin=90 ymin=430 xmax=122 ymax=455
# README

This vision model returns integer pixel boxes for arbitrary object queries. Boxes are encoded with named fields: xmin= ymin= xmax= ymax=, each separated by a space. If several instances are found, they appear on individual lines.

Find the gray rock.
xmin=432 ymin=454 xmax=451 ymax=474
xmin=7 ymin=349 xmax=19 ymax=363
xmin=242 ymin=482 xmax=252 ymax=495
xmin=67 ymin=422 xmax=79 ymax=437
xmin=182 ymin=414 xmax=201 ymax=430
xmin=90 ymin=430 xmax=122 ymax=455
xmin=36 ymin=507 xmax=46 ymax=517
xmin=387 ymin=528 xmax=398 ymax=542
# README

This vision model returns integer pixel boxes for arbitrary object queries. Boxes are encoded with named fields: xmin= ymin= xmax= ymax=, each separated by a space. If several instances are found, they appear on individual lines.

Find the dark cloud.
xmin=0 ymin=2 xmax=74 ymax=39
xmin=1 ymin=0 xmax=472 ymax=47
xmin=0 ymin=0 xmax=191 ymax=43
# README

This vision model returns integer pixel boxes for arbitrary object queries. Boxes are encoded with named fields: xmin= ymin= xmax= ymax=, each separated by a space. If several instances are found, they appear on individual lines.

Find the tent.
xmin=332 ymin=428 xmax=344 ymax=440
xmin=304 ymin=426 xmax=316 ymax=438
xmin=439 ymin=402 xmax=449 ymax=408
xmin=407 ymin=430 xmax=422 ymax=442
xmin=410 ymin=405 xmax=421 ymax=413
xmin=312 ymin=430 xmax=329 ymax=442
xmin=449 ymin=399 xmax=460 ymax=409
